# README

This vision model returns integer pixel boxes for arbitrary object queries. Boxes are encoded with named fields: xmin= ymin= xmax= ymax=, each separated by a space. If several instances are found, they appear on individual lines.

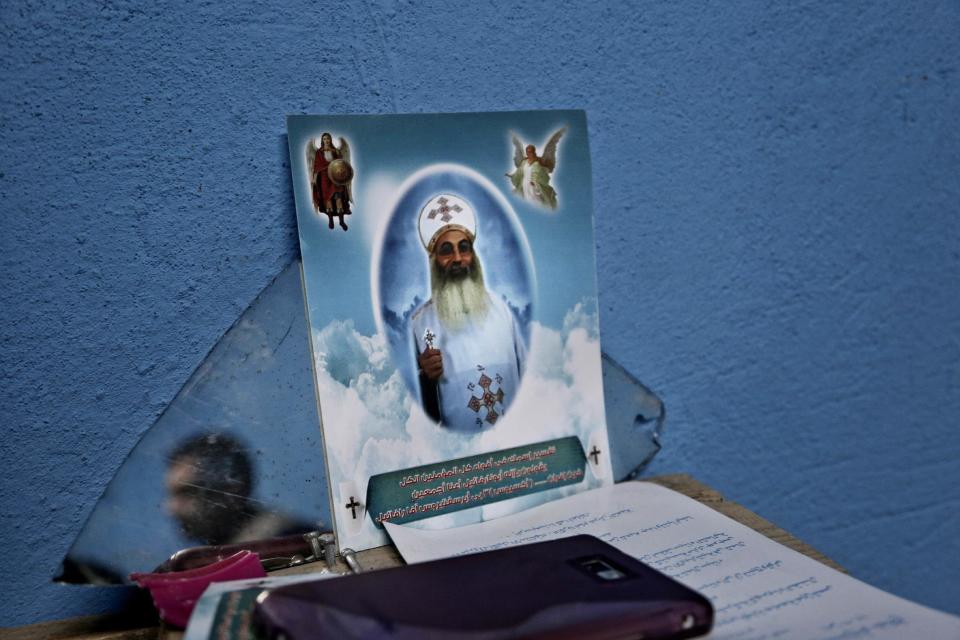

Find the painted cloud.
xmin=311 ymin=300 xmax=607 ymax=549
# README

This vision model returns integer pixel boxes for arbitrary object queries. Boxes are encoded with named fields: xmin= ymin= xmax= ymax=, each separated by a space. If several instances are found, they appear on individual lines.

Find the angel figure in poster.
xmin=306 ymin=133 xmax=354 ymax=231
xmin=507 ymin=127 xmax=566 ymax=210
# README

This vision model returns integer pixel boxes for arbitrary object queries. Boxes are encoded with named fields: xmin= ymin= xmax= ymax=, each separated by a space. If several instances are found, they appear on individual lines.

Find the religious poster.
xmin=287 ymin=110 xmax=612 ymax=551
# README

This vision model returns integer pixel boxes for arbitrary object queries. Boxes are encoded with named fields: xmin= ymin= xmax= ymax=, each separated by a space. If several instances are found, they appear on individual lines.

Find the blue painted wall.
xmin=1 ymin=0 xmax=958 ymax=627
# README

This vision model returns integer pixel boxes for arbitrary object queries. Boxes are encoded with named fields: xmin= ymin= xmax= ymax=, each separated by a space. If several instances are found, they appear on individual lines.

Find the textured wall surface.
xmin=1 ymin=0 xmax=958 ymax=627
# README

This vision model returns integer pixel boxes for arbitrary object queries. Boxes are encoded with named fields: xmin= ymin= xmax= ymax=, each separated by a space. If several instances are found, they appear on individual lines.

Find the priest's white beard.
xmin=431 ymin=258 xmax=490 ymax=332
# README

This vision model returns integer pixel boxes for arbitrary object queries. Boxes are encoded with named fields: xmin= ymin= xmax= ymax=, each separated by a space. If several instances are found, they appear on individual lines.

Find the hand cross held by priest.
xmin=411 ymin=194 xmax=526 ymax=432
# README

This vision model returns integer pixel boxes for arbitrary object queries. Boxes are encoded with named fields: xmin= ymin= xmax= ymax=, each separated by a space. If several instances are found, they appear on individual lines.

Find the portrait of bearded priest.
xmin=411 ymin=194 xmax=527 ymax=432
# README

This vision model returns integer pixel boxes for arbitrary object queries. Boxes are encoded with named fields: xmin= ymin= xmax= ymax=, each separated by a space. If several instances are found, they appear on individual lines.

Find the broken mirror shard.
xmin=58 ymin=260 xmax=664 ymax=584
xmin=603 ymin=356 xmax=664 ymax=481
xmin=58 ymin=261 xmax=327 ymax=584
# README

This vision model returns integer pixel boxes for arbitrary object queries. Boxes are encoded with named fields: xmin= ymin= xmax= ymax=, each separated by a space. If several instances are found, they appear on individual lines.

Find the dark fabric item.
xmin=254 ymin=535 xmax=713 ymax=639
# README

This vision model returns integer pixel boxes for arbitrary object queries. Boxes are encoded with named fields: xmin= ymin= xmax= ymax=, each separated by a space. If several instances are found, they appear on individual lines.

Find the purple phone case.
xmin=254 ymin=535 xmax=713 ymax=639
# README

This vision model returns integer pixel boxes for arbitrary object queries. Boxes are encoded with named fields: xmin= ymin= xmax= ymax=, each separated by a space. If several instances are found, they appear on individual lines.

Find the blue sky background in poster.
xmin=287 ymin=111 xmax=599 ymax=336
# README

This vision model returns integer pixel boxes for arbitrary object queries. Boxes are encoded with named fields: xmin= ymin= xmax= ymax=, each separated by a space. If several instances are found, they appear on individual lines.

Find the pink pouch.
xmin=130 ymin=550 xmax=266 ymax=628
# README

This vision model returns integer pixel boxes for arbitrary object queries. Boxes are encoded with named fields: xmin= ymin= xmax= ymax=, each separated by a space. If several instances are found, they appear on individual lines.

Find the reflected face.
xmin=165 ymin=456 xmax=248 ymax=543
xmin=165 ymin=457 xmax=207 ymax=539
xmin=433 ymin=229 xmax=474 ymax=279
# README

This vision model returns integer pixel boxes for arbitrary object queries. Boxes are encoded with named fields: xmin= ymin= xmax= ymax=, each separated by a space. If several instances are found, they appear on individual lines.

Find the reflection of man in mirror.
xmin=411 ymin=194 xmax=526 ymax=431
xmin=166 ymin=433 xmax=311 ymax=545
